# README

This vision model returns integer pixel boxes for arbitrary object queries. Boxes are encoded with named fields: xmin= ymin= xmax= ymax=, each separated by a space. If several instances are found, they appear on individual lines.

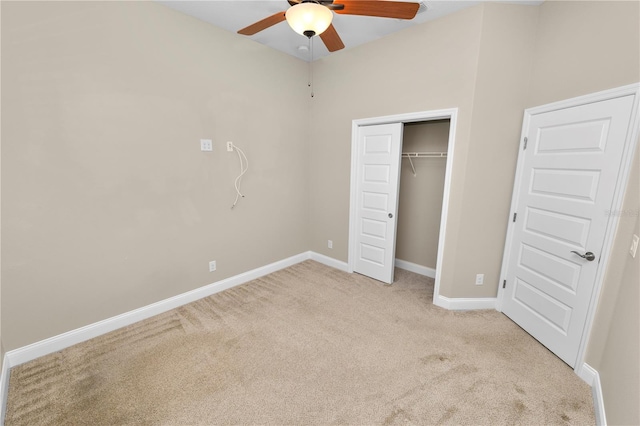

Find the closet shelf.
xmin=402 ymin=152 xmax=447 ymax=177
xmin=401 ymin=152 xmax=447 ymax=158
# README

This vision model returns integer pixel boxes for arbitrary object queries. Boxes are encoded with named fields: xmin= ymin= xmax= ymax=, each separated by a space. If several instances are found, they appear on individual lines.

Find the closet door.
xmin=352 ymin=123 xmax=403 ymax=284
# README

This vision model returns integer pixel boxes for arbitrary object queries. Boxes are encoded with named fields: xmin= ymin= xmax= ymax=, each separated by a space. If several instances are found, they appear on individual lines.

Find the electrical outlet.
xmin=200 ymin=139 xmax=212 ymax=151
xmin=630 ymin=234 xmax=639 ymax=258
xmin=209 ymin=260 xmax=217 ymax=272
xmin=475 ymin=274 xmax=484 ymax=285
xmin=328 ymin=240 xmax=333 ymax=249
xmin=226 ymin=141 xmax=234 ymax=152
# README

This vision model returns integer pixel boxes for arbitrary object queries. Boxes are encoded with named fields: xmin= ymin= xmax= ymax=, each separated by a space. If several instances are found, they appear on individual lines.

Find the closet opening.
xmin=348 ymin=108 xmax=457 ymax=306
xmin=395 ymin=120 xmax=449 ymax=279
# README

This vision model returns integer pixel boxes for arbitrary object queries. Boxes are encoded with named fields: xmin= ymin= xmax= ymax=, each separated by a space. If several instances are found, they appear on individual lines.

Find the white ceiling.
xmin=157 ymin=1 xmax=541 ymax=61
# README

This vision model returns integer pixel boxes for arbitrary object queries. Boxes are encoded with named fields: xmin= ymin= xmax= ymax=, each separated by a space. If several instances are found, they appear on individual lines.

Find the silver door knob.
xmin=388 ymin=213 xmax=393 ymax=218
xmin=571 ymin=251 xmax=596 ymax=261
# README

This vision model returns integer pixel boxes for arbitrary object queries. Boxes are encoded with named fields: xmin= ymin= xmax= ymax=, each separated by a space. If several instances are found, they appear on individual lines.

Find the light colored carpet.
xmin=5 ymin=260 xmax=594 ymax=425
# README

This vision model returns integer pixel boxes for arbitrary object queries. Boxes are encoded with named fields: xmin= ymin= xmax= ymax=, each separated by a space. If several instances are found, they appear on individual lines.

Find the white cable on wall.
xmin=229 ymin=142 xmax=248 ymax=209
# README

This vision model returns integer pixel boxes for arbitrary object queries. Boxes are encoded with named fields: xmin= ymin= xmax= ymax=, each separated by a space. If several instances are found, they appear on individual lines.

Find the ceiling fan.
xmin=237 ymin=0 xmax=420 ymax=53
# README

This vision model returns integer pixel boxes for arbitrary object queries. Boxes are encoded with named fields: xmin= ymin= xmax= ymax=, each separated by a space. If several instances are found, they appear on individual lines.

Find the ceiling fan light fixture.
xmin=285 ymin=2 xmax=333 ymax=38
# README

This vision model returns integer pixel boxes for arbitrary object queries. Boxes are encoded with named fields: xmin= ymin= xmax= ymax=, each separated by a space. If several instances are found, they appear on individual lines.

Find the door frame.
xmin=497 ymin=83 xmax=640 ymax=379
xmin=348 ymin=108 xmax=458 ymax=305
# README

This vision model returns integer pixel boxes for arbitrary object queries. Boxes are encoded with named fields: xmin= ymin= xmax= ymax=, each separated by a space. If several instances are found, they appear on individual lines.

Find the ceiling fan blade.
xmin=237 ymin=11 xmax=287 ymax=36
xmin=335 ymin=0 xmax=419 ymax=19
xmin=319 ymin=24 xmax=345 ymax=52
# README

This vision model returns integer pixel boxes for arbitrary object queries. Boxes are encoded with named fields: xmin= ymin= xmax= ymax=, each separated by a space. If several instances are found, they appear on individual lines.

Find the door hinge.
xmin=503 ymin=280 xmax=506 ymax=289
xmin=513 ymin=213 xmax=517 ymax=222
xmin=523 ymin=137 xmax=528 ymax=150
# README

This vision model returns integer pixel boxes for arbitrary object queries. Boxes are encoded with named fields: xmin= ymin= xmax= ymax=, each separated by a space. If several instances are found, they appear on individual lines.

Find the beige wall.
xmin=308 ymin=5 xmax=485 ymax=294
xmin=308 ymin=3 xmax=539 ymax=298
xmin=396 ymin=121 xmax=448 ymax=269
xmin=529 ymin=0 xmax=640 ymax=107
xmin=1 ymin=1 xmax=310 ymax=350
xmin=449 ymin=3 xmax=538 ymax=297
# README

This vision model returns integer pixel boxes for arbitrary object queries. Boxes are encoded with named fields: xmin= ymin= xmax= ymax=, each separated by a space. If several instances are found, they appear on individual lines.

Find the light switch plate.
xmin=630 ymin=234 xmax=639 ymax=258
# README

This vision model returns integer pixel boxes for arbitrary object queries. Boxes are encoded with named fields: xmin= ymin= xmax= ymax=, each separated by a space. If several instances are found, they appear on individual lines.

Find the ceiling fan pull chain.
xmin=309 ymin=36 xmax=314 ymax=98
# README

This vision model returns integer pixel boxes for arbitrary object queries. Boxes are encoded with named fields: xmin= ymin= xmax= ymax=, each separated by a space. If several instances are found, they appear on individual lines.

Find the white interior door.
xmin=353 ymin=123 xmax=403 ymax=284
xmin=501 ymin=94 xmax=636 ymax=367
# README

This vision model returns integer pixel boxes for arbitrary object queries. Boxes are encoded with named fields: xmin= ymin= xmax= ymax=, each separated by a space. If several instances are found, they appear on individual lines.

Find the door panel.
xmin=353 ymin=123 xmax=403 ymax=284
xmin=530 ymin=169 xmax=600 ymax=202
xmin=512 ymin=278 xmax=572 ymax=333
xmin=518 ymin=243 xmax=580 ymax=293
xmin=502 ymin=94 xmax=635 ymax=367
xmin=525 ymin=208 xmax=589 ymax=244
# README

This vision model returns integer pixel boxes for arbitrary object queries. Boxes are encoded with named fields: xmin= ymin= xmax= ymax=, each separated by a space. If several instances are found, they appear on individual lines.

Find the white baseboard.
xmin=0 ymin=252 xmax=497 ymax=423
xmin=0 ymin=251 xmax=347 ymax=422
xmin=592 ymin=370 xmax=607 ymax=426
xmin=434 ymin=295 xmax=497 ymax=310
xmin=576 ymin=362 xmax=596 ymax=386
xmin=327 ymin=256 xmax=492 ymax=312
xmin=309 ymin=251 xmax=349 ymax=272
xmin=2 ymin=251 xmax=348 ymax=369
xmin=0 ymin=353 xmax=10 ymax=426
xmin=578 ymin=363 xmax=606 ymax=425
xmin=395 ymin=259 xmax=436 ymax=278
xmin=5 ymin=252 xmax=311 ymax=368
xmin=0 ymin=255 xmax=604 ymax=426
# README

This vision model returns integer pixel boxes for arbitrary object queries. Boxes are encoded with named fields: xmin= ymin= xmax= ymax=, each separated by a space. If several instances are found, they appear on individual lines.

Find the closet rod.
xmin=401 ymin=152 xmax=447 ymax=158
xmin=402 ymin=152 xmax=447 ymax=177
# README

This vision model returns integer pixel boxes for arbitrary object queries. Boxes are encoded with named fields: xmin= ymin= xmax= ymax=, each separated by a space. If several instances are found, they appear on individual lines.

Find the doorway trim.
xmin=348 ymin=108 xmax=458 ymax=306
xmin=496 ymin=83 xmax=640 ymax=381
